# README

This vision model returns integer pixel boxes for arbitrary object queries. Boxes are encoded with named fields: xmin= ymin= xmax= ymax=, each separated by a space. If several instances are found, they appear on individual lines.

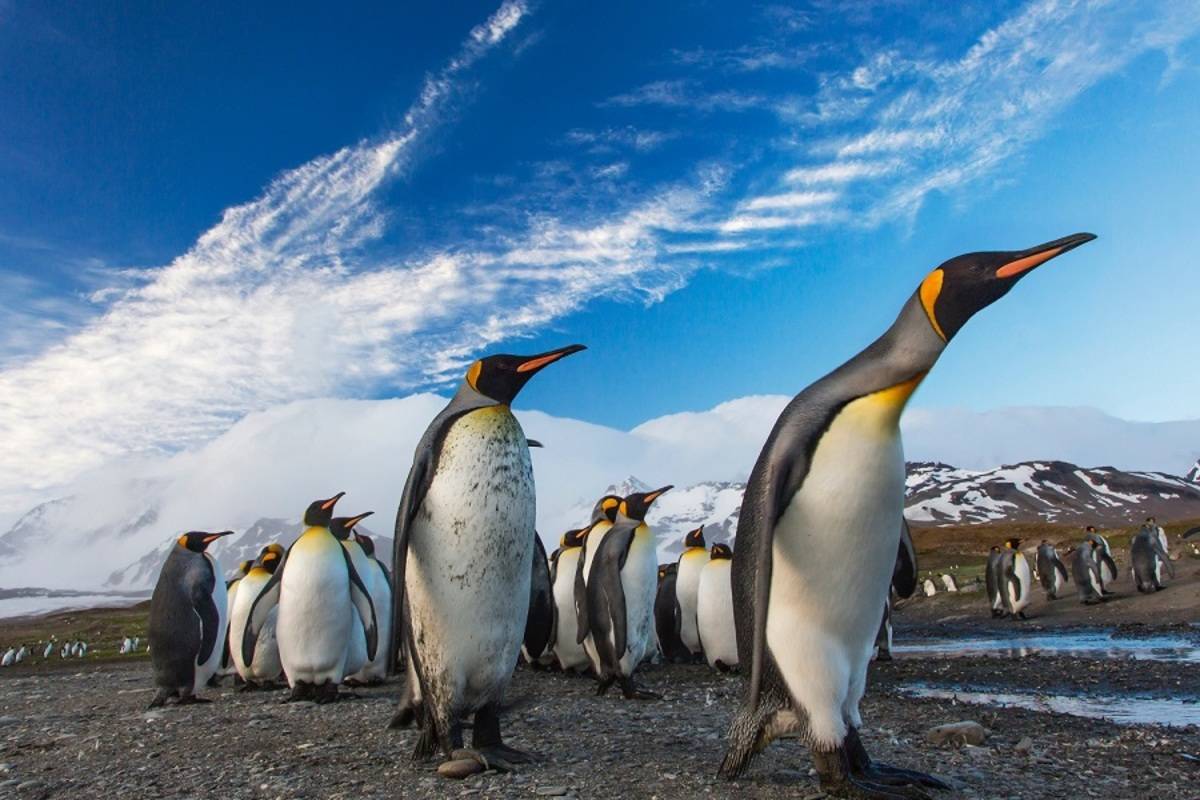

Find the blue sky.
xmin=2 ymin=0 xmax=1199 ymax=511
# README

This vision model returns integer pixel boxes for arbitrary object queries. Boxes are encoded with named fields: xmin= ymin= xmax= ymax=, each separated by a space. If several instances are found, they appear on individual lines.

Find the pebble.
xmin=926 ymin=721 xmax=988 ymax=747
xmin=438 ymin=759 xmax=485 ymax=780
xmin=534 ymin=786 xmax=569 ymax=796
xmin=1014 ymin=736 xmax=1034 ymax=755
xmin=0 ymin=716 xmax=19 ymax=728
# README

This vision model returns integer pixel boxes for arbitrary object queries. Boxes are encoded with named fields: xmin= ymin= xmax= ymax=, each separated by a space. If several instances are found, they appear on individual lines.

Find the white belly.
xmin=1053 ymin=566 xmax=1065 ymax=593
xmin=231 ymin=570 xmax=282 ymax=681
xmin=406 ymin=407 xmax=534 ymax=715
xmin=1009 ymin=553 xmax=1032 ymax=612
xmin=277 ymin=530 xmax=355 ymax=685
xmin=617 ymin=527 xmax=659 ymax=676
xmin=675 ymin=548 xmax=708 ymax=654
xmin=194 ymin=553 xmax=229 ymax=691
xmin=696 ymin=560 xmax=736 ymax=668
xmin=552 ymin=548 xmax=589 ymax=670
xmin=767 ymin=393 xmax=908 ymax=749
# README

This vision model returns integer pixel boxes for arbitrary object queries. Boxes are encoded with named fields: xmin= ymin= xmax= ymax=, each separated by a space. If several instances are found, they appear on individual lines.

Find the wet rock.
xmin=1015 ymin=736 xmax=1034 ymax=755
xmin=534 ymin=786 xmax=569 ymax=796
xmin=438 ymin=759 xmax=485 ymax=780
xmin=926 ymin=721 xmax=988 ymax=747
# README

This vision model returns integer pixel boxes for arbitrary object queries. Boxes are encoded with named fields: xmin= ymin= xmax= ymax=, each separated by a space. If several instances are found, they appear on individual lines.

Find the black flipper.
xmin=1183 ymin=525 xmax=1200 ymax=540
xmin=192 ymin=562 xmax=220 ymax=667
xmin=1054 ymin=555 xmax=1069 ymax=585
xmin=242 ymin=545 xmax=288 ymax=667
xmin=523 ymin=533 xmax=554 ymax=661
xmin=1151 ymin=536 xmax=1176 ymax=579
xmin=592 ymin=525 xmax=635 ymax=663
xmin=341 ymin=544 xmax=379 ymax=661
xmin=573 ymin=521 xmax=597 ymax=645
xmin=1004 ymin=555 xmax=1022 ymax=614
xmin=892 ymin=519 xmax=918 ymax=599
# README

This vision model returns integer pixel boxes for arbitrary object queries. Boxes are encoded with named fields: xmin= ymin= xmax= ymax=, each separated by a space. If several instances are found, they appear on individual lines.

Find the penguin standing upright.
xmin=229 ymin=544 xmax=285 ymax=688
xmin=388 ymin=345 xmax=584 ymax=770
xmin=1131 ymin=525 xmax=1175 ymax=592
xmin=349 ymin=528 xmax=393 ymax=685
xmin=218 ymin=560 xmax=253 ymax=682
xmin=331 ymin=512 xmax=379 ymax=685
xmin=874 ymin=522 xmax=918 ymax=663
xmin=1035 ymin=541 xmax=1069 ymax=600
xmin=1001 ymin=538 xmax=1032 ymax=620
xmin=696 ymin=543 xmax=737 ymax=671
xmin=654 ymin=563 xmax=689 ymax=664
xmin=1070 ymin=542 xmax=1105 ymax=604
xmin=985 ymin=546 xmax=1005 ymax=617
xmin=242 ymin=494 xmax=378 ymax=703
xmin=718 ymin=233 xmax=1095 ymax=796
xmin=583 ymin=486 xmax=672 ymax=699
xmin=522 ymin=533 xmax=556 ymax=668
xmin=147 ymin=530 xmax=234 ymax=707
xmin=550 ymin=529 xmax=590 ymax=672
xmin=1085 ymin=526 xmax=1117 ymax=592
xmin=573 ymin=495 xmax=623 ymax=676
xmin=674 ymin=527 xmax=709 ymax=660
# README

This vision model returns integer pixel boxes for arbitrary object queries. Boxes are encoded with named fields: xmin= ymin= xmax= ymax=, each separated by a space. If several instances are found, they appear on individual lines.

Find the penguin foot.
xmin=147 ymin=689 xmax=175 ymax=709
xmin=175 ymin=695 xmax=212 ymax=706
xmin=619 ymin=676 xmax=660 ymax=700
xmin=814 ymin=746 xmax=933 ymax=800
xmin=595 ymin=676 xmax=616 ymax=696
xmin=452 ymin=746 xmax=534 ymax=774
xmin=1016 ymin=611 xmax=1028 ymax=621
xmin=874 ymin=651 xmax=893 ymax=663
xmin=284 ymin=683 xmax=316 ymax=703
xmin=844 ymin=728 xmax=947 ymax=792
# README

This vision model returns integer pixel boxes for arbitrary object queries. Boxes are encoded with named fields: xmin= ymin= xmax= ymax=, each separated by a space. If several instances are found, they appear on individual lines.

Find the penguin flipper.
xmin=1099 ymin=550 xmax=1118 ymax=578
xmin=597 ymin=528 xmax=635 ymax=660
xmin=1152 ymin=537 xmax=1176 ymax=578
xmin=1183 ymin=525 xmax=1200 ymax=540
xmin=892 ymin=519 xmax=919 ymax=599
xmin=242 ymin=548 xmax=287 ymax=667
xmin=1004 ymin=558 xmax=1022 ymax=612
xmin=191 ymin=571 xmax=221 ymax=667
xmin=573 ymin=532 xmax=591 ymax=645
xmin=341 ymin=544 xmax=379 ymax=661
xmin=1055 ymin=557 xmax=1069 ymax=584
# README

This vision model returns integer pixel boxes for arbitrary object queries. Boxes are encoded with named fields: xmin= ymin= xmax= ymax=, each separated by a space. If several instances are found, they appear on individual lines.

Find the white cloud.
xmin=742 ymin=190 xmax=839 ymax=211
xmin=784 ymin=160 xmax=899 ymax=185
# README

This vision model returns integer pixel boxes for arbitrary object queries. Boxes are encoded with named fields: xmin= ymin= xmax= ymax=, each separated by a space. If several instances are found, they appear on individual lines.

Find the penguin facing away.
xmin=1069 ymin=542 xmax=1105 ymax=604
xmin=331 ymin=512 xmax=381 ymax=685
xmin=349 ymin=528 xmax=394 ymax=685
xmin=718 ymin=232 xmax=1095 ymax=796
xmin=550 ymin=528 xmax=591 ymax=672
xmin=522 ymin=533 xmax=556 ymax=668
xmin=876 ymin=522 xmax=918 ymax=662
xmin=573 ymin=494 xmax=623 ymax=676
xmin=584 ymin=486 xmax=672 ymax=699
xmin=387 ymin=344 xmax=584 ymax=770
xmin=654 ymin=562 xmax=690 ymax=664
xmin=229 ymin=544 xmax=285 ymax=687
xmin=674 ymin=526 xmax=709 ymax=658
xmin=1035 ymin=541 xmax=1069 ymax=600
xmin=1085 ymin=527 xmax=1118 ymax=592
xmin=1131 ymin=525 xmax=1175 ymax=592
xmin=147 ymin=530 xmax=234 ymax=707
xmin=985 ymin=546 xmax=1005 ymax=617
xmin=696 ymin=543 xmax=737 ymax=671
xmin=242 ymin=493 xmax=378 ymax=704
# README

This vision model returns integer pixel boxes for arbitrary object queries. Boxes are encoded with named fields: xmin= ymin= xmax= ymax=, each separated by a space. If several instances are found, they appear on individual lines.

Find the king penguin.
xmin=985 ymin=546 xmax=1005 ymax=617
xmin=718 ymin=232 xmax=1095 ymax=796
xmin=1131 ymin=524 xmax=1175 ymax=592
xmin=1001 ymin=538 xmax=1032 ymax=620
xmin=522 ymin=533 xmax=556 ymax=668
xmin=218 ymin=559 xmax=253 ymax=682
xmin=674 ymin=526 xmax=709 ymax=661
xmin=331 ymin=511 xmax=379 ymax=685
xmin=349 ymin=528 xmax=393 ymax=685
xmin=654 ymin=562 xmax=690 ymax=664
xmin=230 ymin=544 xmax=285 ymax=688
xmin=1035 ymin=541 xmax=1069 ymax=600
xmin=874 ymin=522 xmax=918 ymax=663
xmin=583 ymin=486 xmax=672 ymax=699
xmin=573 ymin=494 xmax=623 ymax=676
xmin=696 ymin=542 xmax=737 ymax=671
xmin=242 ymin=493 xmax=378 ymax=703
xmin=550 ymin=528 xmax=591 ymax=672
xmin=147 ymin=530 xmax=234 ymax=707
xmin=387 ymin=344 xmax=585 ymax=771
xmin=1084 ymin=526 xmax=1118 ymax=593
xmin=1070 ymin=542 xmax=1105 ymax=604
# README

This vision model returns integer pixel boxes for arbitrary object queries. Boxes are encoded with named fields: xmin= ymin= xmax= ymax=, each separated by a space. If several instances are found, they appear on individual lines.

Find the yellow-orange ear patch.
xmin=177 ymin=535 xmax=188 ymax=548
xmin=919 ymin=269 xmax=946 ymax=341
xmin=602 ymin=498 xmax=618 ymax=509
xmin=618 ymin=501 xmax=629 ymax=517
xmin=466 ymin=360 xmax=482 ymax=390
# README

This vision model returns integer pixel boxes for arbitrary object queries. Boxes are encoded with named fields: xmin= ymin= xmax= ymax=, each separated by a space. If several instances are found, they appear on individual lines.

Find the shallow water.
xmin=898 ymin=684 xmax=1200 ymax=728
xmin=894 ymin=631 xmax=1200 ymax=663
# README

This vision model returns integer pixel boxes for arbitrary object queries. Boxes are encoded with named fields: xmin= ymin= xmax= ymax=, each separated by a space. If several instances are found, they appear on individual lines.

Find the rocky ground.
xmin=0 ymin=642 xmax=1197 ymax=800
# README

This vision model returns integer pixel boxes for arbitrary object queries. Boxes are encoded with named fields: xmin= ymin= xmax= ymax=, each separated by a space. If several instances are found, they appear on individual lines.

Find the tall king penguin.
xmin=550 ymin=529 xmax=590 ymax=672
xmin=674 ymin=526 xmax=709 ymax=660
xmin=1001 ymin=538 xmax=1032 ymax=619
xmin=147 ymin=530 xmax=234 ymax=707
xmin=718 ymin=232 xmax=1095 ymax=797
xmin=388 ymin=345 xmax=585 ymax=771
xmin=584 ymin=486 xmax=672 ymax=699
xmin=573 ymin=494 xmax=622 ymax=676
xmin=242 ymin=493 xmax=378 ymax=703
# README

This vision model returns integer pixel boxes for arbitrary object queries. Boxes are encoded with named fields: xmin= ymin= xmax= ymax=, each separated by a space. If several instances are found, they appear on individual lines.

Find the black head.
xmin=591 ymin=495 xmax=622 ymax=523
xmin=618 ymin=486 xmax=672 ymax=522
xmin=176 ymin=530 xmax=233 ymax=553
xmin=917 ymin=233 xmax=1095 ymax=342
xmin=463 ymin=344 xmax=586 ymax=405
xmin=990 ymin=545 xmax=1000 ymax=553
xmin=330 ymin=511 xmax=374 ymax=541
xmin=354 ymin=532 xmax=375 ymax=556
xmin=256 ymin=543 xmax=285 ymax=574
xmin=1005 ymin=538 xmax=1021 ymax=549
xmin=1040 ymin=540 xmax=1049 ymax=546
xmin=304 ymin=492 xmax=345 ymax=527
xmin=1146 ymin=516 xmax=1156 ymax=524
xmin=1085 ymin=525 xmax=1096 ymax=533
xmin=710 ymin=543 xmax=733 ymax=560
xmin=684 ymin=526 xmax=706 ymax=549
xmin=561 ymin=528 xmax=586 ymax=548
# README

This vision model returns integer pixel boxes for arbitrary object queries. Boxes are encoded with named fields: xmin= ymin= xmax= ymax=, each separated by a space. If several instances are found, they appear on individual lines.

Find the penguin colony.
xmin=133 ymin=235 xmax=1103 ymax=797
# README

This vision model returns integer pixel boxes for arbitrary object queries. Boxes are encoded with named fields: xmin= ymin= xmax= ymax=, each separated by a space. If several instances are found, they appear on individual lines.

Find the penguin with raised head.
xmin=349 ymin=527 xmax=393 ymax=686
xmin=331 ymin=512 xmax=379 ymax=685
xmin=387 ymin=344 xmax=584 ymax=771
xmin=1001 ymin=538 xmax=1032 ymax=620
xmin=217 ymin=559 xmax=254 ymax=682
xmin=1035 ymin=541 xmax=1069 ymax=600
xmin=522 ymin=533 xmax=556 ymax=668
xmin=697 ymin=543 xmax=737 ymax=671
xmin=573 ymin=494 xmax=622 ymax=676
xmin=550 ymin=528 xmax=590 ymax=672
xmin=719 ymin=233 xmax=1095 ymax=795
xmin=985 ymin=546 xmax=1005 ymax=617
xmin=1131 ymin=524 xmax=1175 ymax=592
xmin=654 ymin=562 xmax=689 ymax=664
xmin=147 ymin=530 xmax=234 ymax=707
xmin=1084 ymin=526 xmax=1117 ymax=593
xmin=1069 ymin=542 xmax=1105 ymax=604
xmin=875 ymin=522 xmax=918 ymax=662
xmin=242 ymin=493 xmax=378 ymax=704
xmin=230 ymin=544 xmax=285 ymax=688
xmin=584 ymin=486 xmax=672 ymax=699
xmin=674 ymin=526 xmax=709 ymax=660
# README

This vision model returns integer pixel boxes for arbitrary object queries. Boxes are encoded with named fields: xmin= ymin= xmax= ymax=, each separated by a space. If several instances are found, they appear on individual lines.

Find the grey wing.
xmin=892 ymin=519 xmax=918 ymax=599
xmin=342 ymin=546 xmax=378 ymax=661
xmin=1099 ymin=550 xmax=1117 ymax=578
xmin=1151 ymin=536 xmax=1176 ymax=578
xmin=1183 ymin=526 xmax=1200 ymax=540
xmin=573 ymin=523 xmax=594 ymax=645
xmin=1054 ymin=555 xmax=1069 ymax=583
xmin=595 ymin=528 xmax=635 ymax=659
xmin=1004 ymin=555 xmax=1022 ymax=609
xmin=242 ymin=547 xmax=287 ymax=667
xmin=191 ymin=564 xmax=220 ymax=666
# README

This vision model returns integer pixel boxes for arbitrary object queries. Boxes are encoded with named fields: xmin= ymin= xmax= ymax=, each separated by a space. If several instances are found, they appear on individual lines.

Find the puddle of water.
xmin=899 ymin=684 xmax=1200 ymax=728
xmin=894 ymin=631 xmax=1200 ymax=663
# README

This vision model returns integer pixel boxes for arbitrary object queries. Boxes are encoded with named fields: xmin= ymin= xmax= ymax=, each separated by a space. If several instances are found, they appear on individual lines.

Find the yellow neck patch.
xmin=466 ymin=360 xmax=482 ymax=390
xmin=919 ymin=269 xmax=947 ymax=341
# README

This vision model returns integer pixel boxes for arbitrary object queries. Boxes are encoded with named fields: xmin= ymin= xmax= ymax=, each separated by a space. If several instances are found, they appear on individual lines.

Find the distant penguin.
xmin=548 ymin=528 xmax=589 ymax=672
xmin=1 ymin=648 xmax=13 ymax=667
xmin=242 ymin=494 xmax=378 ymax=704
xmin=229 ymin=544 xmax=285 ymax=687
xmin=1085 ymin=527 xmax=1117 ymax=593
xmin=922 ymin=578 xmax=937 ymax=597
xmin=1001 ymin=538 xmax=1032 ymax=620
xmin=15 ymin=645 xmax=27 ymax=663
xmin=985 ymin=546 xmax=1005 ymax=617
xmin=718 ymin=232 xmax=1094 ymax=789
xmin=876 ymin=522 xmax=918 ymax=662
xmin=1035 ymin=541 xmax=1069 ymax=600
xmin=1146 ymin=516 xmax=1169 ymax=553
xmin=522 ymin=533 xmax=556 ymax=668
xmin=42 ymin=642 xmax=53 ymax=659
xmin=218 ymin=559 xmax=254 ymax=681
xmin=574 ymin=495 xmax=623 ymax=676
xmin=654 ymin=563 xmax=689 ymax=664
xmin=388 ymin=345 xmax=584 ymax=768
xmin=674 ymin=526 xmax=709 ymax=660
xmin=1131 ymin=525 xmax=1175 ymax=592
xmin=584 ymin=487 xmax=672 ymax=699
xmin=147 ymin=530 xmax=234 ymax=707
xmin=332 ymin=512 xmax=379 ymax=685
xmin=1070 ymin=542 xmax=1105 ymax=604
xmin=939 ymin=574 xmax=958 ymax=592
xmin=697 ymin=543 xmax=737 ymax=671
xmin=348 ymin=528 xmax=393 ymax=686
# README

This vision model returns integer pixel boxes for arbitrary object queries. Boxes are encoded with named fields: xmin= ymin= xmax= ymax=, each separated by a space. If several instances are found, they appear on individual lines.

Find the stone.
xmin=926 ymin=721 xmax=988 ymax=747
xmin=534 ymin=786 xmax=569 ymax=796
xmin=1014 ymin=736 xmax=1034 ymax=755
xmin=438 ymin=759 xmax=485 ymax=780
